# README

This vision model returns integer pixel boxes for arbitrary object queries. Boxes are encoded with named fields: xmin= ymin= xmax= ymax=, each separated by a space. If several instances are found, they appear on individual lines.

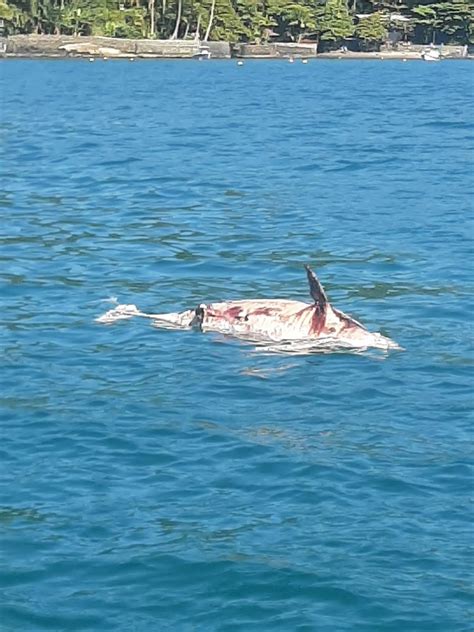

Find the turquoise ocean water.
xmin=0 ymin=59 xmax=473 ymax=631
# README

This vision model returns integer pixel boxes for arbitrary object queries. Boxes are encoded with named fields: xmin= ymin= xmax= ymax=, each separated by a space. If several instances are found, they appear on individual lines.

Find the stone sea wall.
xmin=1 ymin=35 xmax=231 ymax=58
xmin=381 ymin=42 xmax=468 ymax=58
xmin=233 ymin=42 xmax=318 ymax=58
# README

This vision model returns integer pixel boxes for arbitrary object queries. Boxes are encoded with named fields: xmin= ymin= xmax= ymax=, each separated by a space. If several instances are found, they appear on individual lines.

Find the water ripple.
xmin=0 ymin=59 xmax=473 ymax=632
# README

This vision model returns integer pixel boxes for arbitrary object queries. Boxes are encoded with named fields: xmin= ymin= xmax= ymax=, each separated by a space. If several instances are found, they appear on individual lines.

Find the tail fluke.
xmin=96 ymin=304 xmax=195 ymax=329
xmin=95 ymin=304 xmax=146 ymax=324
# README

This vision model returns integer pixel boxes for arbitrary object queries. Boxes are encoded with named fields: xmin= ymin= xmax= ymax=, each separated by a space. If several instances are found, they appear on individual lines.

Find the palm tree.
xmin=148 ymin=0 xmax=155 ymax=35
xmin=193 ymin=11 xmax=201 ymax=39
xmin=170 ymin=0 xmax=181 ymax=38
xmin=203 ymin=0 xmax=214 ymax=40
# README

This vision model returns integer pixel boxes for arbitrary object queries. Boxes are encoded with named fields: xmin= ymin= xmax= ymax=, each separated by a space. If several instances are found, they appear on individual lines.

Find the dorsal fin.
xmin=304 ymin=265 xmax=328 ymax=308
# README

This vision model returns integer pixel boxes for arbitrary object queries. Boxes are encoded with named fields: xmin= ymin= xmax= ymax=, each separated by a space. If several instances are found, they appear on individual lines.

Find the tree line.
xmin=0 ymin=0 xmax=472 ymax=47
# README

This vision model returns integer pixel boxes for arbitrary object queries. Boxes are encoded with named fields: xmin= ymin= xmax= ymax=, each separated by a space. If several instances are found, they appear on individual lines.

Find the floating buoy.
xmin=288 ymin=56 xmax=294 ymax=63
xmin=403 ymin=58 xmax=407 ymax=62
xmin=237 ymin=60 xmax=244 ymax=66
xmin=89 ymin=57 xmax=94 ymax=62
xmin=129 ymin=57 xmax=135 ymax=61
xmin=302 ymin=58 xmax=308 ymax=64
xmin=103 ymin=56 xmax=108 ymax=61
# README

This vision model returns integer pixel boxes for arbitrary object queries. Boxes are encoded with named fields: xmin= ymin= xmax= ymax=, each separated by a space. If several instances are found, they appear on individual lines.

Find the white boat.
xmin=193 ymin=46 xmax=211 ymax=60
xmin=422 ymin=48 xmax=441 ymax=62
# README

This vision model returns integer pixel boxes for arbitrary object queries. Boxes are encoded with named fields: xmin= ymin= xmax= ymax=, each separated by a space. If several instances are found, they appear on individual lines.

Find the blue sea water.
xmin=0 ymin=58 xmax=473 ymax=631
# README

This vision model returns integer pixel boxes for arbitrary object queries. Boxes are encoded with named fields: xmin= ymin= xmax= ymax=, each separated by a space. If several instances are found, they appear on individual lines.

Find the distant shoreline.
xmin=0 ymin=35 xmax=470 ymax=61
xmin=2 ymin=53 xmax=472 ymax=61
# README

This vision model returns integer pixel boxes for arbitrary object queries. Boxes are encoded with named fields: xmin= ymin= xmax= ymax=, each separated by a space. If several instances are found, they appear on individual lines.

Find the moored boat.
xmin=421 ymin=48 xmax=441 ymax=62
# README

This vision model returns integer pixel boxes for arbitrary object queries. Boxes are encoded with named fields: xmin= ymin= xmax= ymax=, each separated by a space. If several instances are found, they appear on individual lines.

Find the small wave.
xmin=93 ymin=296 xmax=119 ymax=305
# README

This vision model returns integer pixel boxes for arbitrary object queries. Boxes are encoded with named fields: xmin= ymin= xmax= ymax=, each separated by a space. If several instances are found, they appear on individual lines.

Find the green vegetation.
xmin=355 ymin=11 xmax=387 ymax=49
xmin=0 ymin=0 xmax=472 ymax=45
